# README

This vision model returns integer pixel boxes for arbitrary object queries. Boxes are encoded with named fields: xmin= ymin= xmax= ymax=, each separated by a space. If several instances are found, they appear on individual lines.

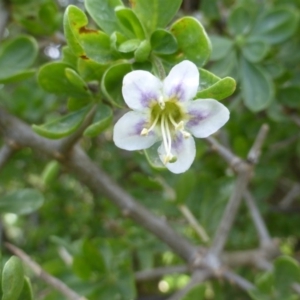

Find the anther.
xmin=158 ymin=95 xmax=165 ymax=109
xmin=182 ymin=130 xmax=191 ymax=138
xmin=140 ymin=128 xmax=149 ymax=136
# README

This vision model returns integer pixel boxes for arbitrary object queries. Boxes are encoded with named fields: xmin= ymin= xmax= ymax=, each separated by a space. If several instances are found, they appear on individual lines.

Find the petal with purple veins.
xmin=185 ymin=99 xmax=230 ymax=138
xmin=113 ymin=111 xmax=158 ymax=150
xmin=122 ymin=70 xmax=163 ymax=111
xmin=158 ymin=133 xmax=196 ymax=174
xmin=163 ymin=60 xmax=199 ymax=102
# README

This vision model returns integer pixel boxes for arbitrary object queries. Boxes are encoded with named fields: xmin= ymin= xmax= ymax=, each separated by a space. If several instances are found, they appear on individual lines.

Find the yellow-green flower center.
xmin=140 ymin=99 xmax=191 ymax=164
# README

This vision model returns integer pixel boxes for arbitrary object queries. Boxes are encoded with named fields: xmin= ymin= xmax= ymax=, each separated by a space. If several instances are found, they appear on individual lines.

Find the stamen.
xmin=160 ymin=115 xmax=169 ymax=155
xmin=169 ymin=115 xmax=184 ymax=130
xmin=140 ymin=115 xmax=159 ymax=136
xmin=158 ymin=95 xmax=165 ymax=109
xmin=181 ymin=130 xmax=191 ymax=138
xmin=162 ymin=115 xmax=177 ymax=164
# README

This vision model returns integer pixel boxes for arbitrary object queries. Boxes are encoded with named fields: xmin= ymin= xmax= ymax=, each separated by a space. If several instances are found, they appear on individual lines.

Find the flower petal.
xmin=113 ymin=111 xmax=158 ymax=150
xmin=122 ymin=70 xmax=163 ymax=111
xmin=158 ymin=133 xmax=196 ymax=174
xmin=185 ymin=99 xmax=230 ymax=138
xmin=163 ymin=60 xmax=199 ymax=102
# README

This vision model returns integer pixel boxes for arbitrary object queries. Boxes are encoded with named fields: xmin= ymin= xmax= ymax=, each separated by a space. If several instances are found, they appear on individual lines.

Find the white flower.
xmin=113 ymin=60 xmax=230 ymax=174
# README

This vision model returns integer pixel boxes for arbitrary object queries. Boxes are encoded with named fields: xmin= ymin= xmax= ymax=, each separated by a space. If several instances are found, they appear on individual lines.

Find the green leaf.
xmin=248 ymin=289 xmax=271 ymax=300
xmin=110 ymin=31 xmax=128 ymax=52
xmin=210 ymin=49 xmax=238 ymax=78
xmin=240 ymin=57 xmax=274 ymax=111
xmin=131 ymin=0 xmax=182 ymax=34
xmin=61 ymin=46 xmax=78 ymax=68
xmin=201 ymin=0 xmax=220 ymax=19
xmin=0 ymin=36 xmax=38 ymax=83
xmin=228 ymin=6 xmax=254 ymax=36
xmin=2 ymin=256 xmax=24 ymax=300
xmin=242 ymin=39 xmax=270 ymax=63
xmin=250 ymin=7 xmax=299 ymax=44
xmin=134 ymin=40 xmax=151 ymax=62
xmin=67 ymin=97 xmax=92 ymax=111
xmin=64 ymin=5 xmax=113 ymax=63
xmin=278 ymin=86 xmax=300 ymax=109
xmin=101 ymin=62 xmax=132 ymax=106
xmin=151 ymin=29 xmax=178 ymax=55
xmin=79 ymin=29 xmax=113 ymax=64
xmin=77 ymin=58 xmax=108 ymax=82
xmin=82 ymin=240 xmax=106 ymax=274
xmin=0 ymin=189 xmax=44 ymax=215
xmin=118 ymin=39 xmax=141 ymax=53
xmin=72 ymin=256 xmax=93 ymax=280
xmin=210 ymin=35 xmax=233 ymax=61
xmin=169 ymin=17 xmax=211 ymax=67
xmin=18 ymin=277 xmax=33 ymax=300
xmin=182 ymin=284 xmax=206 ymax=300
xmin=32 ymin=105 xmax=91 ymax=139
xmin=63 ymin=5 xmax=86 ymax=56
xmin=65 ymin=68 xmax=91 ymax=96
xmin=196 ymin=69 xmax=236 ymax=100
xmin=85 ymin=0 xmax=123 ymax=34
xmin=115 ymin=6 xmax=145 ymax=39
xmin=38 ymin=62 xmax=89 ymax=97
xmin=84 ymin=103 xmax=113 ymax=137
xmin=41 ymin=161 xmax=61 ymax=186
xmin=274 ymin=256 xmax=300 ymax=298
xmin=278 ymin=86 xmax=300 ymax=108
xmin=255 ymin=271 xmax=274 ymax=295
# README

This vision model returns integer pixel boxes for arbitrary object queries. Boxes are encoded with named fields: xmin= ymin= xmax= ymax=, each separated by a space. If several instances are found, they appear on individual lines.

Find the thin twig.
xmin=178 ymin=205 xmax=210 ymax=243
xmin=205 ymin=136 xmax=242 ymax=171
xmin=210 ymin=168 xmax=251 ymax=257
xmin=0 ymin=144 xmax=13 ymax=171
xmin=279 ymin=184 xmax=300 ymax=209
xmin=223 ymin=270 xmax=254 ymax=291
xmin=0 ymin=1 xmax=9 ymax=41
xmin=166 ymin=270 xmax=211 ymax=300
xmin=135 ymin=265 xmax=189 ymax=282
xmin=5 ymin=243 xmax=87 ymax=300
xmin=0 ymin=107 xmax=197 ymax=262
xmin=244 ymin=190 xmax=272 ymax=247
xmin=209 ymin=124 xmax=269 ymax=257
xmin=247 ymin=124 xmax=269 ymax=164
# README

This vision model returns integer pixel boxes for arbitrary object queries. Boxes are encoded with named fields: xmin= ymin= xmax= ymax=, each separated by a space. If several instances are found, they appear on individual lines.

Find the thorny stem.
xmin=244 ymin=190 xmax=272 ymax=247
xmin=5 ymin=243 xmax=87 ymax=300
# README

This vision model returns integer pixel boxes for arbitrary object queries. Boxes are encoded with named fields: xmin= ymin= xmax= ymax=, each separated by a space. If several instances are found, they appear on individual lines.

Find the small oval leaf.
xmin=32 ymin=105 xmax=91 ymax=139
xmin=0 ymin=189 xmax=44 ymax=215
xmin=2 ymin=256 xmax=24 ymax=300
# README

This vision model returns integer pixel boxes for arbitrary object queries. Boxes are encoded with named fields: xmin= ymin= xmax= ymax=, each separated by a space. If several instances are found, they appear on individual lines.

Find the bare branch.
xmin=0 ymin=107 xmax=197 ymax=262
xmin=221 ymin=247 xmax=279 ymax=269
xmin=244 ymin=190 xmax=272 ymax=247
xmin=247 ymin=124 xmax=269 ymax=164
xmin=279 ymin=183 xmax=300 ymax=209
xmin=0 ymin=1 xmax=9 ymax=41
xmin=166 ymin=270 xmax=211 ymax=300
xmin=208 ymin=124 xmax=269 ymax=257
xmin=210 ymin=168 xmax=251 ymax=257
xmin=5 ymin=242 xmax=87 ymax=300
xmin=0 ymin=144 xmax=14 ymax=171
xmin=135 ymin=265 xmax=189 ymax=282
xmin=178 ymin=204 xmax=210 ymax=243
xmin=223 ymin=270 xmax=254 ymax=291
xmin=205 ymin=136 xmax=243 ymax=171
